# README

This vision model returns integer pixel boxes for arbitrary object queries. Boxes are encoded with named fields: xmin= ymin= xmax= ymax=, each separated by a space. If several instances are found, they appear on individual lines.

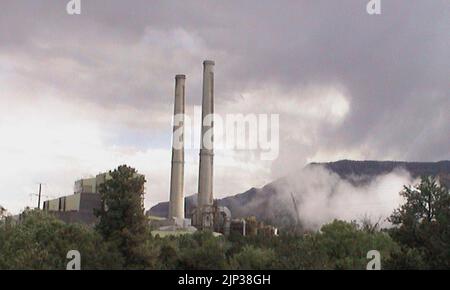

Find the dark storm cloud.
xmin=1 ymin=0 xmax=449 ymax=165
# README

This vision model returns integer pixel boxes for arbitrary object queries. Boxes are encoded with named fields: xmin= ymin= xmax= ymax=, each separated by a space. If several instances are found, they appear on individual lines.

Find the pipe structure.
xmin=168 ymin=74 xmax=186 ymax=219
xmin=198 ymin=60 xmax=215 ymax=207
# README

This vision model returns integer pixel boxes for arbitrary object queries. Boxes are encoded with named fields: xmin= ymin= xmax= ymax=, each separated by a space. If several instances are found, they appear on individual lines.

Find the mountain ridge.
xmin=148 ymin=160 xmax=450 ymax=223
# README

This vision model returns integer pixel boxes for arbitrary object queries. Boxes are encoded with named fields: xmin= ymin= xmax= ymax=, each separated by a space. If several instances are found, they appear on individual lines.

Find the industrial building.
xmin=42 ymin=59 xmax=252 ymax=236
xmin=43 ymin=172 xmax=143 ymax=225
xmin=152 ymin=60 xmax=234 ymax=236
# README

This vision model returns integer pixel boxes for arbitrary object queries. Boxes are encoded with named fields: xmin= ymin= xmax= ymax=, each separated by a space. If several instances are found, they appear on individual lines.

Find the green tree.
xmin=274 ymin=220 xmax=399 ymax=270
xmin=157 ymin=243 xmax=179 ymax=269
xmin=0 ymin=205 xmax=7 ymax=219
xmin=177 ymin=231 xmax=230 ymax=270
xmin=95 ymin=165 xmax=155 ymax=269
xmin=384 ymin=247 xmax=428 ymax=270
xmin=389 ymin=176 xmax=450 ymax=269
xmin=0 ymin=210 xmax=121 ymax=270
xmin=230 ymin=246 xmax=276 ymax=270
xmin=319 ymin=220 xmax=398 ymax=269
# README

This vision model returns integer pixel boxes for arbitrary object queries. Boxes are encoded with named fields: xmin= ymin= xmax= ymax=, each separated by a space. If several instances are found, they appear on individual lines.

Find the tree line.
xmin=0 ymin=165 xmax=449 ymax=270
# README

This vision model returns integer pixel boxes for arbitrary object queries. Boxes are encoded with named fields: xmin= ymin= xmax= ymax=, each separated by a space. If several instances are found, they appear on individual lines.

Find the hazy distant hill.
xmin=148 ymin=160 xmax=450 ymax=223
xmin=310 ymin=160 xmax=450 ymax=186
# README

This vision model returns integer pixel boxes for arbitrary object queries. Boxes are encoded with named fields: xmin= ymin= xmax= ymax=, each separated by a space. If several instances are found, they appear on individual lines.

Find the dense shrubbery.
xmin=0 ymin=211 xmax=123 ymax=269
xmin=1 ymin=168 xmax=448 ymax=270
xmin=0 ymin=214 xmax=401 ymax=270
xmin=386 ymin=176 xmax=450 ymax=269
xmin=274 ymin=220 xmax=399 ymax=270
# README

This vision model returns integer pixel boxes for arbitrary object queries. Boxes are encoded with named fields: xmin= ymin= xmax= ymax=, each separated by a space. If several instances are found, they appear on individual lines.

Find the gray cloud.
xmin=0 ymin=0 xmax=449 ymax=212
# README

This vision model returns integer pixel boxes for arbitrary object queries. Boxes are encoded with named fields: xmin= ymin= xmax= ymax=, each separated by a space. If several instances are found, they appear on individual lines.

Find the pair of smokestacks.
xmin=168 ymin=60 xmax=215 ymax=220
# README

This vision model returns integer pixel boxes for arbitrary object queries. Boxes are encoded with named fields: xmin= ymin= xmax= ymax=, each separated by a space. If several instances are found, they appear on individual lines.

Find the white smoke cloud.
xmin=273 ymin=165 xmax=417 ymax=230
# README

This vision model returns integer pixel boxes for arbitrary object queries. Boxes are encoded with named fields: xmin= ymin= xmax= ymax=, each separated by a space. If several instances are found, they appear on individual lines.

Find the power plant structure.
xmin=161 ymin=60 xmax=231 ymax=235
xmin=168 ymin=74 xmax=186 ymax=224
xmin=190 ymin=60 xmax=231 ymax=234
xmin=41 ymin=59 xmax=235 ymax=236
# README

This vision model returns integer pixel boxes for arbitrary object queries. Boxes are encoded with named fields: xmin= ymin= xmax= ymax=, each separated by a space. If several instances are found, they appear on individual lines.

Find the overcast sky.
xmin=1 ymin=0 xmax=449 ymax=214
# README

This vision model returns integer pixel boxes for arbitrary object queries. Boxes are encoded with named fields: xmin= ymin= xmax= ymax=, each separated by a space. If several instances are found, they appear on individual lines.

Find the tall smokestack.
xmin=169 ymin=74 xmax=186 ymax=219
xmin=198 ymin=60 xmax=215 ymax=207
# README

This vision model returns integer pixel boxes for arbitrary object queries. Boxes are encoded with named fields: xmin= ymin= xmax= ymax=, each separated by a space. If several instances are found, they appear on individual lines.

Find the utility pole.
xmin=37 ymin=183 xmax=42 ymax=210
